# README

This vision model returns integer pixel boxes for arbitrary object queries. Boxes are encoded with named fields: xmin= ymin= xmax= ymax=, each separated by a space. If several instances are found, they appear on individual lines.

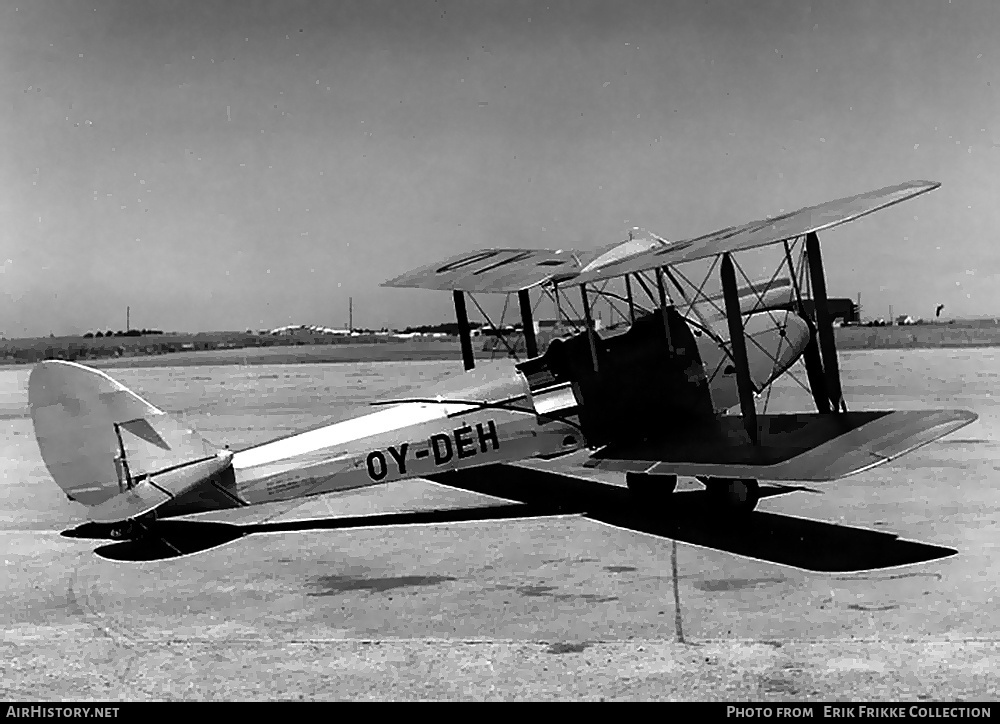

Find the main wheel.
xmin=108 ymin=521 xmax=137 ymax=540
xmin=702 ymin=477 xmax=760 ymax=513
xmin=626 ymin=472 xmax=677 ymax=506
xmin=107 ymin=512 xmax=155 ymax=541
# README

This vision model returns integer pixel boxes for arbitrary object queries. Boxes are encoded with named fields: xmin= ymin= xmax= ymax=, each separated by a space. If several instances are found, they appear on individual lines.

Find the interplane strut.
xmin=720 ymin=253 xmax=759 ymax=445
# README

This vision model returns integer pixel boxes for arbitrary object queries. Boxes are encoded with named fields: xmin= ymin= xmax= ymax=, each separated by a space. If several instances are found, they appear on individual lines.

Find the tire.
xmin=627 ymin=472 xmax=678 ymax=506
xmin=109 ymin=521 xmax=135 ymax=540
xmin=704 ymin=477 xmax=760 ymax=513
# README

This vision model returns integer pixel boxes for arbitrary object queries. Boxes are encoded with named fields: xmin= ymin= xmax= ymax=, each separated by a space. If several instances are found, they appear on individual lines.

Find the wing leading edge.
xmin=573 ymin=180 xmax=940 ymax=285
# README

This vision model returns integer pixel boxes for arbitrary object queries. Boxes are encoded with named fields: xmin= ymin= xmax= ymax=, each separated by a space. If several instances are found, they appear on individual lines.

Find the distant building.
xmin=782 ymin=299 xmax=859 ymax=325
xmin=537 ymin=318 xmax=602 ymax=332
xmin=268 ymin=324 xmax=352 ymax=336
xmin=472 ymin=325 xmax=518 ymax=338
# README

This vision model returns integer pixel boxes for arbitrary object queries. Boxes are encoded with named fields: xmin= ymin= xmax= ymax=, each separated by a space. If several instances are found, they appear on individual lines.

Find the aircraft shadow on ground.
xmin=61 ymin=465 xmax=956 ymax=571
xmin=427 ymin=465 xmax=958 ymax=573
xmin=60 ymin=503 xmax=574 ymax=562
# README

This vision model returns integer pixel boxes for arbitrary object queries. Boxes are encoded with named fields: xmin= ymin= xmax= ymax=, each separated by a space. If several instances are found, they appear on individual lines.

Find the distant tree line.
xmin=0 ymin=326 xmax=451 ymax=366
xmin=82 ymin=329 xmax=164 ymax=338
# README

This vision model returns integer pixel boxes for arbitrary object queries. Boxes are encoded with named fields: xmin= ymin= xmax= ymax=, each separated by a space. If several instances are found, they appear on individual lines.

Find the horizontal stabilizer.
xmin=87 ymin=480 xmax=171 ymax=524
xmin=585 ymin=409 xmax=977 ymax=481
xmin=87 ymin=453 xmax=233 ymax=523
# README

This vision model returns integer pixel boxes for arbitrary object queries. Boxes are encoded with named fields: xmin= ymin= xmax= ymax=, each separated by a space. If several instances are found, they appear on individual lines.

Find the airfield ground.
xmin=1 ymin=350 xmax=998 ymax=700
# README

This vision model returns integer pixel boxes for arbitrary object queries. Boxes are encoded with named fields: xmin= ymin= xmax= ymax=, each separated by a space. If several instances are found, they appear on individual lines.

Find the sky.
xmin=2 ymin=0 xmax=999 ymax=336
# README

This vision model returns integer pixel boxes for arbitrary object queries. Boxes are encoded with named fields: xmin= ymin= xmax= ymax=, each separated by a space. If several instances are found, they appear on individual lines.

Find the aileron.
xmin=382 ymin=246 xmax=612 ymax=293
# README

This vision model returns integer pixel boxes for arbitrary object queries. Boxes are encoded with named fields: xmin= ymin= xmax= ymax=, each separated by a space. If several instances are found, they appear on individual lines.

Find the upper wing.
xmin=572 ymin=180 xmax=940 ymax=285
xmin=381 ymin=245 xmax=617 ymax=293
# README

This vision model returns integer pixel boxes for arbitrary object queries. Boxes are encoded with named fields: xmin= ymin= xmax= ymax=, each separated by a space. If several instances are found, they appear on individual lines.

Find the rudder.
xmin=29 ymin=360 xmax=222 ymax=511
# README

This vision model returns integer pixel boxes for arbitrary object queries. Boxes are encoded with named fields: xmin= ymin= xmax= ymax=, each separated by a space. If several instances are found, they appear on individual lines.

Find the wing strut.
xmin=580 ymin=285 xmax=600 ymax=372
xmin=553 ymin=283 xmax=563 ymax=330
xmin=805 ymin=232 xmax=845 ymax=412
xmin=453 ymin=290 xmax=476 ymax=371
xmin=721 ymin=253 xmax=759 ymax=445
xmin=518 ymin=289 xmax=539 ymax=359
xmin=784 ymin=240 xmax=830 ymax=413
xmin=655 ymin=268 xmax=674 ymax=353
xmin=625 ymin=275 xmax=637 ymax=324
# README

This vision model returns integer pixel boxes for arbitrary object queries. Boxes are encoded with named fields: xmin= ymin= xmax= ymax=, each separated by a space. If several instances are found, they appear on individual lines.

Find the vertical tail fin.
xmin=29 ymin=361 xmax=223 ymax=514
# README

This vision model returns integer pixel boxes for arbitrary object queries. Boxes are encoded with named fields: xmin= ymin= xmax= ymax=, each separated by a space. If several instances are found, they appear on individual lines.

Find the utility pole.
xmin=856 ymin=293 xmax=862 ymax=323
xmin=349 ymin=297 xmax=353 ymax=331
xmin=126 ymin=306 xmax=130 ymax=331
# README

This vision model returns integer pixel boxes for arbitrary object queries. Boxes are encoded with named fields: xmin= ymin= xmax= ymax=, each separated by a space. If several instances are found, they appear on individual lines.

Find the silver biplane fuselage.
xmin=29 ymin=303 xmax=809 ymax=524
xmin=230 ymin=306 xmax=809 ymax=507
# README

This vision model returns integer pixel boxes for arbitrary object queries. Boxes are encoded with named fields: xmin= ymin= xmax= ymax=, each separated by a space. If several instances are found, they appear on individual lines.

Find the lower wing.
xmin=584 ymin=409 xmax=977 ymax=481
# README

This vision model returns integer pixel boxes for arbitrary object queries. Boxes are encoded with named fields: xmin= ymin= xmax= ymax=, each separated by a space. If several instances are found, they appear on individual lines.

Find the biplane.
xmin=30 ymin=180 xmax=977 ymax=570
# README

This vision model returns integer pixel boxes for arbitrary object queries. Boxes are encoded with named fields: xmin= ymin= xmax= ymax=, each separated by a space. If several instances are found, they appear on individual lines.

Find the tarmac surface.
xmin=2 ymin=350 xmax=998 ymax=700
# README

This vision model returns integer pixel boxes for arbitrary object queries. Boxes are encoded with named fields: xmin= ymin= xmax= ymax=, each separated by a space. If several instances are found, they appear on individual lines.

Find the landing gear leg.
xmin=700 ymin=477 xmax=760 ymax=513
xmin=627 ymin=472 xmax=678 ymax=507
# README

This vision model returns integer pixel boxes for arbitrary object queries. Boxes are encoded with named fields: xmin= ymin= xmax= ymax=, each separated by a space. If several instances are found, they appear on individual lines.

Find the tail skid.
xmin=29 ymin=361 xmax=233 ymax=524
